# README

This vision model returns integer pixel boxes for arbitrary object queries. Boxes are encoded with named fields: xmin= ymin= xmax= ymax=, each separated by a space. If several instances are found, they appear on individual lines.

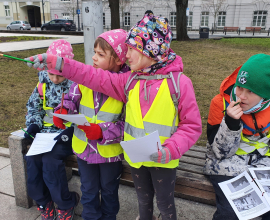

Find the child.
xmin=203 ymin=54 xmax=270 ymax=220
xmin=26 ymin=12 xmax=202 ymax=220
xmin=24 ymin=39 xmax=79 ymax=220
xmin=52 ymin=29 xmax=129 ymax=220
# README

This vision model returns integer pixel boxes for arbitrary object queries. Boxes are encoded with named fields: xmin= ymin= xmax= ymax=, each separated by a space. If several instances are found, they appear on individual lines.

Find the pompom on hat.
xmin=235 ymin=54 xmax=270 ymax=100
xmin=98 ymin=29 xmax=128 ymax=64
xmin=125 ymin=11 xmax=173 ymax=62
xmin=46 ymin=39 xmax=74 ymax=75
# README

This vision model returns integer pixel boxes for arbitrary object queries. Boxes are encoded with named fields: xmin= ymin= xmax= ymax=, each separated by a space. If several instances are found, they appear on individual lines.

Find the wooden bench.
xmin=245 ymin=27 xmax=261 ymax=35
xmin=9 ymin=135 xmax=216 ymax=209
xmin=66 ymin=145 xmax=216 ymax=206
xmin=223 ymin=27 xmax=240 ymax=35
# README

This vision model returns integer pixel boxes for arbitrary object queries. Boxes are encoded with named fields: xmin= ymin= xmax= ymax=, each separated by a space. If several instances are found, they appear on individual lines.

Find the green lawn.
xmin=0 ymin=38 xmax=270 ymax=147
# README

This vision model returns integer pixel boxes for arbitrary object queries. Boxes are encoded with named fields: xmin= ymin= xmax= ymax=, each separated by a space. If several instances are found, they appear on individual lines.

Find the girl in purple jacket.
xmin=52 ymin=30 xmax=130 ymax=220
xmin=26 ymin=12 xmax=202 ymax=220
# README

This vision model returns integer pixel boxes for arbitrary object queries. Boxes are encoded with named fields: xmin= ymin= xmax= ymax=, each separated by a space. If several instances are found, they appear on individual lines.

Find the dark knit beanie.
xmin=235 ymin=53 xmax=270 ymax=99
xmin=125 ymin=12 xmax=172 ymax=62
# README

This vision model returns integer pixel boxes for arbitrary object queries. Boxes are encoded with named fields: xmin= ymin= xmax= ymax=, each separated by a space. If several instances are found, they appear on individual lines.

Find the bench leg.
xmin=9 ymin=136 xmax=33 ymax=208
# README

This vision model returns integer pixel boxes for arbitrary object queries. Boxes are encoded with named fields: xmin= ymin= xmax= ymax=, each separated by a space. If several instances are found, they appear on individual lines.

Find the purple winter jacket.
xmin=54 ymin=64 xmax=130 ymax=164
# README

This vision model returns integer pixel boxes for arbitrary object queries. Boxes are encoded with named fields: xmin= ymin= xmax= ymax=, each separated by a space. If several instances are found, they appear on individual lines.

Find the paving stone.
xmin=0 ymin=147 xmax=10 ymax=158
xmin=0 ymin=193 xmax=39 ymax=220
xmin=0 ymin=164 xmax=15 ymax=196
xmin=0 ymin=156 xmax=10 ymax=169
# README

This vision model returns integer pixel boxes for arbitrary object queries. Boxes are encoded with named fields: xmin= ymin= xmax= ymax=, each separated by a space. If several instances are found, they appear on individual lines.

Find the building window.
xmin=253 ymin=11 xmax=267 ymax=26
xmin=217 ymin=11 xmax=226 ymax=26
xmin=187 ymin=11 xmax=193 ymax=27
xmin=170 ymin=12 xmax=176 ymax=27
xmin=201 ymin=11 xmax=209 ymax=26
xmin=62 ymin=13 xmax=70 ymax=19
xmin=124 ymin=12 xmax=130 ymax=26
xmin=61 ymin=0 xmax=70 ymax=1
xmin=5 ymin=5 xmax=10 ymax=17
xmin=103 ymin=13 xmax=105 ymax=26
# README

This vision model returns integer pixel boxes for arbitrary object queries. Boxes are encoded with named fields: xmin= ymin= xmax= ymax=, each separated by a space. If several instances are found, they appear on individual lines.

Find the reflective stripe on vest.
xmin=37 ymin=82 xmax=71 ymax=128
xmin=124 ymin=79 xmax=180 ymax=169
xmin=72 ymin=85 xmax=124 ymax=157
xmin=222 ymin=98 xmax=270 ymax=156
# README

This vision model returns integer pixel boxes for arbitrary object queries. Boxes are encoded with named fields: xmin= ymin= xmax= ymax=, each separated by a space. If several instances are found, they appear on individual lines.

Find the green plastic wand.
xmin=0 ymin=53 xmax=35 ymax=64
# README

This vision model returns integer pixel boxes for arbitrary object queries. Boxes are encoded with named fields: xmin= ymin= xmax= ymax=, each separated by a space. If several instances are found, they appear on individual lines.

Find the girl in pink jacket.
xmin=26 ymin=11 xmax=202 ymax=220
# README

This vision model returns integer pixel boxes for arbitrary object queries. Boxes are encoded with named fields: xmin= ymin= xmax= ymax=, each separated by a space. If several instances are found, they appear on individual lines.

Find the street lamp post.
xmin=77 ymin=0 xmax=81 ymax=31
xmin=41 ymin=0 xmax=45 ymax=24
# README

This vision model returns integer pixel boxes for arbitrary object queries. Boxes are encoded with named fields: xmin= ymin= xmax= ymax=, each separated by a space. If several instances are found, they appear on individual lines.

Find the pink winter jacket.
xmin=60 ymin=54 xmax=202 ymax=160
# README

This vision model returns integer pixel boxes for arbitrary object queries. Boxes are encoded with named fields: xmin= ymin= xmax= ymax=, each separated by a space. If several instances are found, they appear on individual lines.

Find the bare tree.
xmin=120 ymin=0 xmax=129 ymax=29
xmin=175 ymin=0 xmax=189 ymax=41
xmin=61 ymin=0 xmax=77 ymax=21
xmin=109 ymin=0 xmax=120 ymax=29
xmin=202 ymin=0 xmax=226 ymax=29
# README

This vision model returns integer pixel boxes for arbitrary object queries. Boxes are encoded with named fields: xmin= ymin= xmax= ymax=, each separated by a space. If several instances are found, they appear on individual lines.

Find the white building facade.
xmin=0 ymin=0 xmax=270 ymax=30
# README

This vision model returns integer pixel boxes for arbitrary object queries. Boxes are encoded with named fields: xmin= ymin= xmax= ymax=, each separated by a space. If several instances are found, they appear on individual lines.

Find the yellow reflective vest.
xmin=37 ymin=82 xmax=71 ymax=128
xmin=222 ymin=98 xmax=270 ymax=156
xmin=72 ymin=85 xmax=124 ymax=157
xmin=124 ymin=79 xmax=180 ymax=168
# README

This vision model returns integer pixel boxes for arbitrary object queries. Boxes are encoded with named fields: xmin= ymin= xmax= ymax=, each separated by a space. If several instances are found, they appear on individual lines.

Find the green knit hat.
xmin=235 ymin=53 xmax=270 ymax=99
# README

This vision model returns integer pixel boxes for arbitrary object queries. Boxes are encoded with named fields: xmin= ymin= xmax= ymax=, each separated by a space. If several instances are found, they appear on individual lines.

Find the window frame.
xmin=201 ymin=11 xmax=209 ymax=27
xmin=124 ymin=12 xmax=130 ymax=26
xmin=62 ymin=13 xmax=70 ymax=20
xmin=217 ymin=11 xmax=226 ymax=27
xmin=170 ymin=12 xmax=176 ymax=27
xmin=253 ymin=10 xmax=267 ymax=27
xmin=187 ymin=11 xmax=193 ymax=27
xmin=4 ymin=5 xmax=10 ymax=17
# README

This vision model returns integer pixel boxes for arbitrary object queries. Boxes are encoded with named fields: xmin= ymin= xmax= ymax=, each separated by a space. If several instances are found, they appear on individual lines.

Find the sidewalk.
xmin=1 ymin=30 xmax=269 ymax=53
xmin=0 ymin=146 xmax=217 ymax=220
xmin=0 ymin=32 xmax=84 ymax=52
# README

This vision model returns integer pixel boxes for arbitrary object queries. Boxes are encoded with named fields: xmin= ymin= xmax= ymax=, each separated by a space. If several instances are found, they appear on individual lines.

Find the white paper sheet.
xmin=120 ymin=131 xmax=162 ymax=163
xmin=249 ymin=167 xmax=270 ymax=205
xmin=11 ymin=128 xmax=27 ymax=138
xmin=52 ymin=113 xmax=90 ymax=126
xmin=26 ymin=133 xmax=59 ymax=156
xmin=219 ymin=171 xmax=270 ymax=220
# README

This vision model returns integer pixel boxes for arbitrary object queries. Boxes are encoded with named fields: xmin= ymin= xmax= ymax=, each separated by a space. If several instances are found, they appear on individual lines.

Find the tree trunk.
xmin=175 ymin=0 xmax=189 ymax=41
xmin=109 ymin=0 xmax=120 ymax=30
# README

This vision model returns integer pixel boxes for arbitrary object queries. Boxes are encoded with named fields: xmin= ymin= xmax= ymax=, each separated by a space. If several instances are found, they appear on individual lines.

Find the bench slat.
xmin=189 ymin=145 xmax=207 ymax=153
xmin=183 ymin=150 xmax=206 ymax=160
xmin=175 ymin=170 xmax=214 ymax=192
xmin=179 ymin=155 xmax=205 ymax=166
xmin=178 ymin=162 xmax=204 ymax=175
xmin=174 ymin=185 xmax=216 ymax=206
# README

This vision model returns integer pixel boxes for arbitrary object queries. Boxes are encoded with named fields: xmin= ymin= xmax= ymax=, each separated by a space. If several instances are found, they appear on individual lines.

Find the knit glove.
xmin=77 ymin=124 xmax=103 ymax=140
xmin=25 ymin=53 xmax=62 ymax=73
xmin=24 ymin=124 xmax=40 ymax=141
xmin=53 ymin=108 xmax=68 ymax=130
xmin=54 ymin=127 xmax=74 ymax=146
xmin=150 ymin=147 xmax=172 ymax=164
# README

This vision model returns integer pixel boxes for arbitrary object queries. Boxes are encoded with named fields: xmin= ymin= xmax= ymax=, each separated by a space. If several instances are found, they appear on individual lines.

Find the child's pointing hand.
xmin=226 ymin=99 xmax=243 ymax=120
xmin=24 ymin=53 xmax=63 ymax=74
